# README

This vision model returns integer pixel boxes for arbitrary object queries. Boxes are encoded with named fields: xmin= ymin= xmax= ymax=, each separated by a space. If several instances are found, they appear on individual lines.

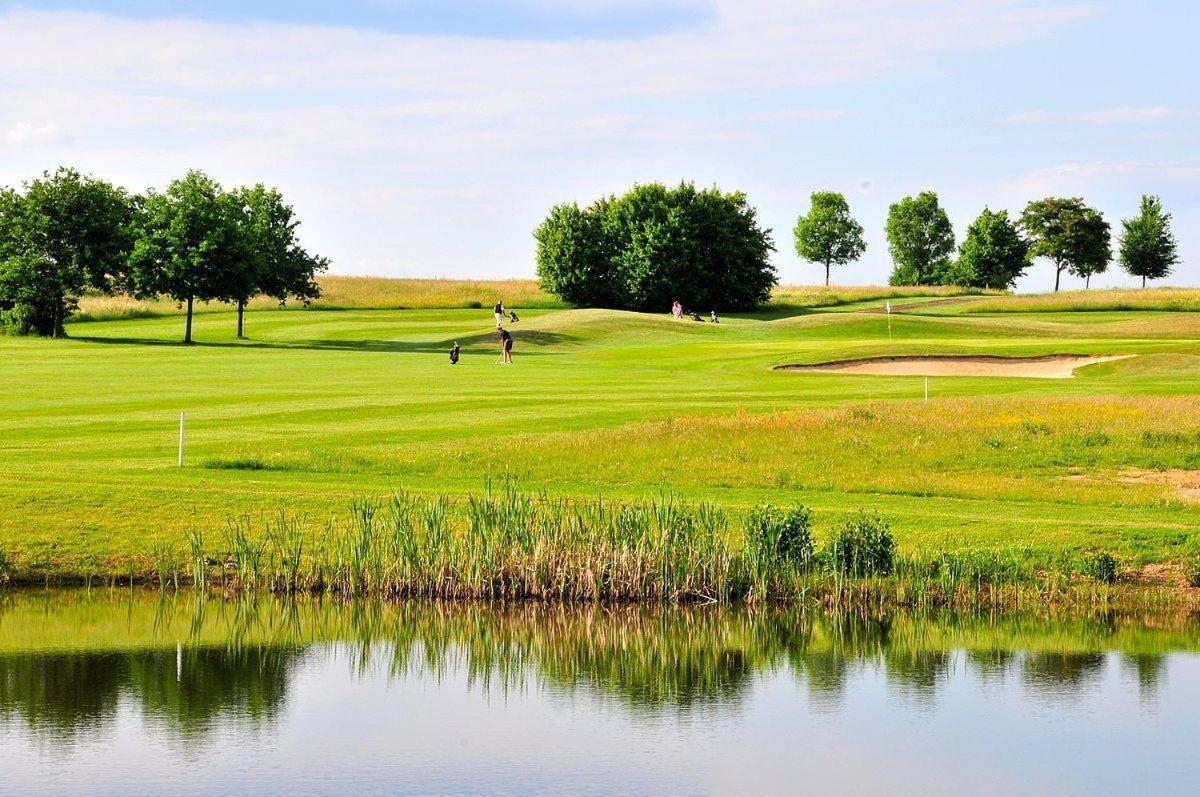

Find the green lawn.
xmin=3 ymin=293 xmax=1200 ymax=579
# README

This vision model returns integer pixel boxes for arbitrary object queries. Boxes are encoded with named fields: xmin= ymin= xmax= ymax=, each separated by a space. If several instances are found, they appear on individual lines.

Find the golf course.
xmin=2 ymin=278 xmax=1199 ymax=592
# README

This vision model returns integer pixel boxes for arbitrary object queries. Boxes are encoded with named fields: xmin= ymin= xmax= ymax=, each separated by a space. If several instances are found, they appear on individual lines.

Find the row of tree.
xmin=0 ymin=168 xmax=328 ymax=341
xmin=535 ymin=182 xmax=776 ymax=311
xmin=794 ymin=191 xmax=1179 ymax=291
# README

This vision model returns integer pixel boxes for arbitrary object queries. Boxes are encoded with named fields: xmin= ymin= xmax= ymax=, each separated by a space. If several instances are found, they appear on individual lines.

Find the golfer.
xmin=449 ymin=341 xmax=460 ymax=365
xmin=494 ymin=300 xmax=505 ymax=327
xmin=499 ymin=327 xmax=513 ymax=364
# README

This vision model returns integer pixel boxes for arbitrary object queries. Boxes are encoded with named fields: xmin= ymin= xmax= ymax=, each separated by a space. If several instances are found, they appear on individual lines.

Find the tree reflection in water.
xmin=0 ymin=591 xmax=1196 ymax=742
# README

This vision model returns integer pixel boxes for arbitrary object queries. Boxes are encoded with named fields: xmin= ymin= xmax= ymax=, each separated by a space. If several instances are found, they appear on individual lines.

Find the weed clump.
xmin=1186 ymin=559 xmax=1200 ymax=589
xmin=827 ymin=512 xmax=894 ymax=576
xmin=746 ymin=505 xmax=813 ymax=568
xmin=202 ymin=458 xmax=271 ymax=471
xmin=1081 ymin=551 xmax=1119 ymax=584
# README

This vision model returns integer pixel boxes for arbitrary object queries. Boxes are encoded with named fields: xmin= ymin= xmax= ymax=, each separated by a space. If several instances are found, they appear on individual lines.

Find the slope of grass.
xmin=2 ymin=295 xmax=1199 ymax=583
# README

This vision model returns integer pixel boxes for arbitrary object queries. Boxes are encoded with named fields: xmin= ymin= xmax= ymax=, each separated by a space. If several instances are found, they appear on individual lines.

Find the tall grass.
xmin=72 ymin=276 xmax=564 ymax=321
xmin=766 ymin=284 xmax=995 ymax=310
xmin=964 ymin=287 xmax=1200 ymax=314
xmin=158 ymin=482 xmax=1151 ymax=610
xmin=72 ymin=279 xmax=1004 ymax=322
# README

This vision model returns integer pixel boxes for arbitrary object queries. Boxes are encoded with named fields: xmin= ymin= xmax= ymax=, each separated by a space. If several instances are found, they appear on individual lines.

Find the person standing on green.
xmin=493 ymin=300 xmax=505 ymax=327
xmin=499 ymin=327 xmax=513 ymax=364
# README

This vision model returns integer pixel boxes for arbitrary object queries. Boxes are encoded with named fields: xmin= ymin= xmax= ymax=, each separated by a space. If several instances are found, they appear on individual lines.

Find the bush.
xmin=827 ymin=512 xmax=895 ymax=576
xmin=1080 ymin=551 xmax=1119 ymax=584
xmin=535 ymin=181 xmax=776 ymax=312
xmin=1186 ymin=559 xmax=1200 ymax=589
xmin=746 ymin=504 xmax=813 ymax=567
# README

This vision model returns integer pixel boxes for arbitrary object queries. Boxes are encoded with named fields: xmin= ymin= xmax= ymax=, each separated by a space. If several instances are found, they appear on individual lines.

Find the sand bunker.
xmin=777 ymin=354 xmax=1132 ymax=379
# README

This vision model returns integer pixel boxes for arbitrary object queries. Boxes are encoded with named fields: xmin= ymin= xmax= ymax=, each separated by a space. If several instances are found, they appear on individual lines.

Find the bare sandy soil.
xmin=778 ymin=354 xmax=1132 ymax=379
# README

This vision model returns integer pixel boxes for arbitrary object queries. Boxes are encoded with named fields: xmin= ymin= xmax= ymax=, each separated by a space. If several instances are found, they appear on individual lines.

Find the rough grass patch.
xmin=201 ymin=457 xmax=273 ymax=471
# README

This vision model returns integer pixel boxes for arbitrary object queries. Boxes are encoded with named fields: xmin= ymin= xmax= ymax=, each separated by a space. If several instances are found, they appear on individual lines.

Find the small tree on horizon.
xmin=1119 ymin=195 xmax=1178 ymax=288
xmin=793 ymin=191 xmax=866 ymax=287
xmin=885 ymin=191 xmax=954 ymax=286
xmin=128 ymin=170 xmax=246 ymax=344
xmin=1019 ymin=197 xmax=1111 ymax=291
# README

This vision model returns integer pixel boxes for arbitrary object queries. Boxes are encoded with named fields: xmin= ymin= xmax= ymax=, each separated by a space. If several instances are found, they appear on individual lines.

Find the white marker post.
xmin=886 ymin=300 xmax=892 ymax=342
xmin=178 ymin=412 xmax=186 ymax=467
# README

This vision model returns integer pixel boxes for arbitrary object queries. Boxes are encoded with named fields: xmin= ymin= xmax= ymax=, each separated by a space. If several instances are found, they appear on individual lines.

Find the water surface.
xmin=1 ymin=591 xmax=1198 ymax=795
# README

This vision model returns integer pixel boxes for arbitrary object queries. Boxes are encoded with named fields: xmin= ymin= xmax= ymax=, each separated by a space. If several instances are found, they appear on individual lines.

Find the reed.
xmin=145 ymin=483 xmax=1163 ymax=610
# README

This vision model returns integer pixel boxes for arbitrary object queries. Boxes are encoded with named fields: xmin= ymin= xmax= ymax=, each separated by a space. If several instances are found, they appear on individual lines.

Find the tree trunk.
xmin=1142 ymin=275 xmax=1147 ymax=288
xmin=51 ymin=292 xmax=63 ymax=338
xmin=825 ymin=262 xmax=830 ymax=287
xmin=237 ymin=300 xmax=245 ymax=338
xmin=184 ymin=295 xmax=194 ymax=344
xmin=1085 ymin=274 xmax=1090 ymax=289
xmin=1054 ymin=266 xmax=1062 ymax=292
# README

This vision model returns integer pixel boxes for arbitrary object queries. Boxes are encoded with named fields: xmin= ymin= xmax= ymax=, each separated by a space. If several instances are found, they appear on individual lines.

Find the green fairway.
xmin=3 ymin=289 xmax=1200 ymax=580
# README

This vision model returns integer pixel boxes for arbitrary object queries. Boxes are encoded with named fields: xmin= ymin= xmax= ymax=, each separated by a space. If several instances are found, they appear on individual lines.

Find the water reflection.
xmin=0 ymin=591 xmax=1198 ymax=742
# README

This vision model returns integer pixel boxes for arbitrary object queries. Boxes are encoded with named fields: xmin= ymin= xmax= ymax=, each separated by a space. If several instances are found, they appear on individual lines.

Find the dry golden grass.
xmin=74 ymin=276 xmax=562 ymax=320
xmin=966 ymin=287 xmax=1200 ymax=314
xmin=74 ymin=278 xmax=1003 ymax=321
xmin=767 ymin=284 xmax=992 ymax=309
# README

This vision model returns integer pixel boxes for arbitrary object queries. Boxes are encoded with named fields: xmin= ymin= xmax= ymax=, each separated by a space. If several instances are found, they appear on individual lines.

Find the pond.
xmin=1 ymin=591 xmax=1198 ymax=795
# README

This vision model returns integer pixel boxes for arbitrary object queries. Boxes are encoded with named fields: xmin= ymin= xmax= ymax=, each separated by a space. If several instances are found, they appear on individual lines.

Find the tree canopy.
xmin=949 ymin=208 xmax=1030 ymax=290
xmin=1019 ymin=197 xmax=1111 ymax=291
xmin=1119 ymin=195 xmax=1178 ymax=287
xmin=885 ymin=191 xmax=954 ymax=286
xmin=793 ymin=191 xmax=866 ymax=286
xmin=229 ymin=184 xmax=327 ymax=337
xmin=129 ymin=171 xmax=248 ymax=344
xmin=536 ymin=182 xmax=776 ymax=312
xmin=0 ymin=168 xmax=134 ymax=336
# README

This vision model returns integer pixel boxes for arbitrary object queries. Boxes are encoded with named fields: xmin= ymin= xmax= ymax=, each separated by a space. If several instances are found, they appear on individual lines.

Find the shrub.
xmin=827 ymin=512 xmax=895 ymax=576
xmin=745 ymin=504 xmax=813 ymax=567
xmin=1186 ymin=559 xmax=1200 ymax=589
xmin=1080 ymin=551 xmax=1119 ymax=584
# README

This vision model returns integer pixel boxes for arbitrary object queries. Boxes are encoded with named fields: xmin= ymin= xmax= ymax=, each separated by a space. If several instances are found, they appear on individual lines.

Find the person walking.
xmin=499 ymin=327 xmax=513 ymax=364
xmin=449 ymin=341 xmax=460 ymax=364
xmin=494 ymin=300 xmax=505 ymax=327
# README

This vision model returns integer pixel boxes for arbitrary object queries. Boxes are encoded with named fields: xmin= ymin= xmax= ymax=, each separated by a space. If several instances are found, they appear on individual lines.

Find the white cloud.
xmin=6 ymin=121 xmax=62 ymax=145
xmin=0 ymin=2 xmax=1105 ymax=277
xmin=1007 ymin=107 xmax=1197 ymax=125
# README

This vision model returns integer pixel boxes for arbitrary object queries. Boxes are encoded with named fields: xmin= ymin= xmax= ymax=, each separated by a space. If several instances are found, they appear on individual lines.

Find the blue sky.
xmin=1 ymin=1 xmax=1196 ymax=289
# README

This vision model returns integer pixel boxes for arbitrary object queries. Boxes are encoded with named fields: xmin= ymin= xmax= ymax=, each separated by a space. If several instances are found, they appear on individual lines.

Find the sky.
xmin=1 ymin=0 xmax=1196 ymax=290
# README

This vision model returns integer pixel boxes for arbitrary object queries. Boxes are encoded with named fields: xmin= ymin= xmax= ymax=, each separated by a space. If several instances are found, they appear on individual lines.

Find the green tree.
xmin=534 ymin=201 xmax=616 ymax=307
xmin=535 ymin=182 xmax=776 ymax=311
xmin=128 ymin=170 xmax=246 ymax=344
xmin=228 ymin=185 xmax=327 ymax=338
xmin=1019 ymin=197 xmax=1111 ymax=291
xmin=792 ymin=191 xmax=866 ymax=286
xmin=0 ymin=168 xmax=134 ymax=336
xmin=885 ymin=191 xmax=954 ymax=286
xmin=1119 ymin=195 xmax=1178 ymax=287
xmin=952 ymin=208 xmax=1030 ymax=289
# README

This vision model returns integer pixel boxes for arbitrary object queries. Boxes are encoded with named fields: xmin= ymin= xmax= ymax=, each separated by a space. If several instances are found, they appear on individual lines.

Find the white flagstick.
xmin=178 ymin=412 xmax=186 ymax=466
xmin=886 ymin=300 xmax=892 ymax=342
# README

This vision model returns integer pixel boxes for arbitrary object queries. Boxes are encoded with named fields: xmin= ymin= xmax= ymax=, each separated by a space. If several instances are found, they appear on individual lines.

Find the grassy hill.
xmin=3 ymin=282 xmax=1200 ymax=583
